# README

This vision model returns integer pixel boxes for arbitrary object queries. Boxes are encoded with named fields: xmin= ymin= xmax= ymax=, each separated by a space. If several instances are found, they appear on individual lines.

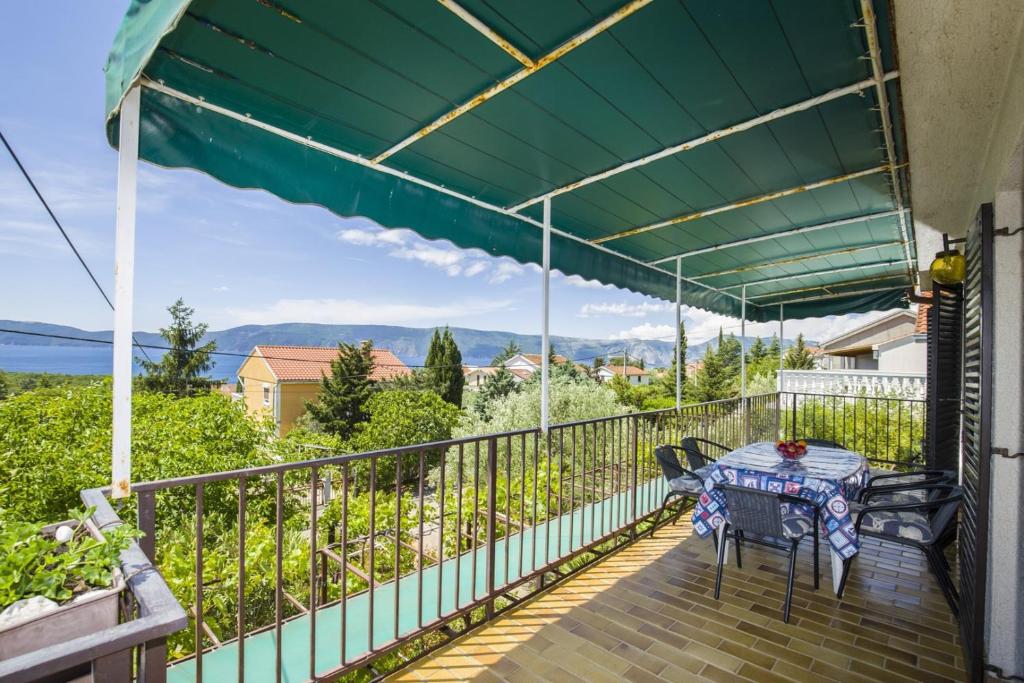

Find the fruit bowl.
xmin=775 ymin=439 xmax=808 ymax=460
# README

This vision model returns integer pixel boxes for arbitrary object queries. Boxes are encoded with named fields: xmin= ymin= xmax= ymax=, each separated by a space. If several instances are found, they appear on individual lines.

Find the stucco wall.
xmin=236 ymin=355 xmax=276 ymax=426
xmin=820 ymin=316 xmax=915 ymax=352
xmin=876 ymin=338 xmax=926 ymax=374
xmin=986 ymin=141 xmax=1024 ymax=677
xmin=277 ymin=382 xmax=320 ymax=436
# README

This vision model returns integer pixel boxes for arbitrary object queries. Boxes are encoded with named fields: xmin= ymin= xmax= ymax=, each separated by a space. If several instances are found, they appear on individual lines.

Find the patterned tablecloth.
xmin=691 ymin=442 xmax=870 ymax=559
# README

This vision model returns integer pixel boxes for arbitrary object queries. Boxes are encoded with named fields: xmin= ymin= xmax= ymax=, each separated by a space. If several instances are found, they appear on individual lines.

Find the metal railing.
xmin=42 ymin=394 xmax=773 ymax=681
xmin=12 ymin=389 xmax=930 ymax=680
xmin=780 ymin=391 xmax=926 ymax=467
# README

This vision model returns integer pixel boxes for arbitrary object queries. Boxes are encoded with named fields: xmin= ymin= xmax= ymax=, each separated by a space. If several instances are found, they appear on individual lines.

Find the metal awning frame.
xmin=106 ymin=0 xmax=919 ymax=495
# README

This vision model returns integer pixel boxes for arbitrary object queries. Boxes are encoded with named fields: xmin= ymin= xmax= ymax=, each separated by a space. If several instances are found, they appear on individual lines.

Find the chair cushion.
xmin=859 ymin=509 xmax=933 ymax=542
xmin=871 ymin=489 xmax=929 ymax=505
xmin=667 ymin=465 xmax=713 ymax=494
xmin=781 ymin=513 xmax=813 ymax=540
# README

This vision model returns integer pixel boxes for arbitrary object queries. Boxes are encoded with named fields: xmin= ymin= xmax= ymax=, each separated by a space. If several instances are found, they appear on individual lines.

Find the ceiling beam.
xmin=719 ymin=260 xmax=904 ymax=291
xmin=141 ymin=77 xmax=741 ymax=304
xmin=371 ymin=0 xmax=652 ymax=163
xmin=766 ymin=284 xmax=907 ymax=306
xmin=690 ymin=240 xmax=903 ymax=280
xmin=646 ymin=209 xmax=900 ymax=265
xmin=596 ymin=165 xmax=891 ymax=245
xmin=860 ymin=0 xmax=915 ymax=276
xmin=509 ymin=71 xmax=899 ymax=212
xmin=748 ymin=273 xmax=907 ymax=300
xmin=437 ymin=0 xmax=534 ymax=68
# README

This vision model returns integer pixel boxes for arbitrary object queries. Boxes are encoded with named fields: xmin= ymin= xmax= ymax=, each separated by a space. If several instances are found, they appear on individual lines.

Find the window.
xmin=263 ymin=384 xmax=271 ymax=406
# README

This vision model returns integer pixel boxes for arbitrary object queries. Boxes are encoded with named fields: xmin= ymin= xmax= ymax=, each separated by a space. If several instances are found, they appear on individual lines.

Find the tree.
xmin=767 ymin=333 xmax=781 ymax=361
xmin=0 ymin=371 xmax=7 ymax=400
xmin=687 ymin=345 xmax=733 ymax=403
xmin=718 ymin=331 xmax=743 ymax=382
xmin=305 ymin=340 xmax=375 ymax=438
xmin=425 ymin=328 xmax=465 ymax=408
xmin=477 ymin=366 xmax=519 ymax=417
xmin=784 ymin=333 xmax=817 ymax=369
xmin=490 ymin=340 xmax=521 ymax=366
xmin=138 ymin=298 xmax=216 ymax=397
xmin=747 ymin=337 xmax=767 ymax=365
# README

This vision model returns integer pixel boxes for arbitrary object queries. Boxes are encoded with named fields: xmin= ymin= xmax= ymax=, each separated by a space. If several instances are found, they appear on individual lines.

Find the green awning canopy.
xmin=105 ymin=0 xmax=916 ymax=322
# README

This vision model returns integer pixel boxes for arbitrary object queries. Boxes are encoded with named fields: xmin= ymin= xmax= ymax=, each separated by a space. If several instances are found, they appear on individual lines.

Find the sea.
xmin=0 ymin=345 xmax=239 ymax=378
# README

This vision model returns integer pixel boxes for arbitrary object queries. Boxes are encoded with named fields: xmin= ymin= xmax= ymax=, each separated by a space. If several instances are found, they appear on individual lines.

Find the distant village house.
xmin=596 ymin=364 xmax=650 ymax=386
xmin=236 ymin=345 xmax=411 ymax=435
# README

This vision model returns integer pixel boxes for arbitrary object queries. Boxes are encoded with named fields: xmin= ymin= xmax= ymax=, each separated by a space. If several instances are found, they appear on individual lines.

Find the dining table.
xmin=690 ymin=441 xmax=870 ymax=594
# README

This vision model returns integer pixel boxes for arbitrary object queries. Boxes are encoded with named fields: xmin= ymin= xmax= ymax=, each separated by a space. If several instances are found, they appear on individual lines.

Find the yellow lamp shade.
xmin=930 ymin=250 xmax=966 ymax=285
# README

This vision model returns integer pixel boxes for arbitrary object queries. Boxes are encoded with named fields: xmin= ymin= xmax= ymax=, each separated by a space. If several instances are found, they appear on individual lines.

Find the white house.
xmin=463 ymin=365 xmax=529 ymax=390
xmin=596 ymin=364 xmax=650 ymax=386
xmin=817 ymin=305 xmax=928 ymax=373
xmin=502 ymin=353 xmax=568 ymax=375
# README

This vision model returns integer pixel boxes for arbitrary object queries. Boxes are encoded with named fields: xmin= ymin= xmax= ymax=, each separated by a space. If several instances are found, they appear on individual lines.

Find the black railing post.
xmin=630 ymin=415 xmax=639 ymax=524
xmin=485 ymin=436 xmax=498 ymax=619
xmin=137 ymin=489 xmax=156 ymax=562
xmin=790 ymin=392 xmax=798 ymax=440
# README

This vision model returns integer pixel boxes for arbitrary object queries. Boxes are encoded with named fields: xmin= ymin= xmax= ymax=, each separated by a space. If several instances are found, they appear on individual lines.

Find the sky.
xmin=0 ymin=3 xmax=896 ymax=348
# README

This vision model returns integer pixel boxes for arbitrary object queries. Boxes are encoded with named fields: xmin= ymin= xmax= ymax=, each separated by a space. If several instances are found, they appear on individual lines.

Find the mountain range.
xmin=0 ymin=320 xmax=809 ymax=375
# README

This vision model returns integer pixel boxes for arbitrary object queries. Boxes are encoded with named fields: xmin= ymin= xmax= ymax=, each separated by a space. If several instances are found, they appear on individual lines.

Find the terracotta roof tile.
xmin=603 ymin=365 xmax=646 ymax=376
xmin=915 ymin=291 xmax=932 ymax=334
xmin=521 ymin=353 xmax=569 ymax=365
xmin=253 ymin=345 xmax=412 ymax=382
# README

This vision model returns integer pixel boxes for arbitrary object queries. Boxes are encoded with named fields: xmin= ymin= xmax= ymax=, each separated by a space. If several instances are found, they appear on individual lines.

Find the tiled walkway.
xmin=389 ymin=518 xmax=964 ymax=682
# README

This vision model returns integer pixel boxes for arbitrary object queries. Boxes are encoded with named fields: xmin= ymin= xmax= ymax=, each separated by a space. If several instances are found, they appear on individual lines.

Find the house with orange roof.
xmin=502 ymin=352 xmax=569 ymax=376
xmin=595 ymin=364 xmax=650 ymax=386
xmin=236 ymin=345 xmax=411 ymax=435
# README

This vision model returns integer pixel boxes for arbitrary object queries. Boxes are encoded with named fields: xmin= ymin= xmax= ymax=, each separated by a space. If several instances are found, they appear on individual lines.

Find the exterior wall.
xmin=277 ymin=382 xmax=320 ymax=436
xmin=876 ymin=337 xmax=927 ymax=373
xmin=236 ymin=355 xmax=277 ymax=425
xmin=503 ymin=356 xmax=538 ymax=374
xmin=819 ymin=315 xmax=915 ymax=353
xmin=986 ymin=141 xmax=1023 ymax=677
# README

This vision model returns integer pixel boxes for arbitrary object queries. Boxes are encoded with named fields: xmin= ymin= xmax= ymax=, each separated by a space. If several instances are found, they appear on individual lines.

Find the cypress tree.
xmin=305 ymin=340 xmax=375 ymax=438
xmin=426 ymin=327 xmax=465 ymax=407
xmin=784 ymin=333 xmax=817 ymax=369
xmin=688 ymin=345 xmax=732 ymax=403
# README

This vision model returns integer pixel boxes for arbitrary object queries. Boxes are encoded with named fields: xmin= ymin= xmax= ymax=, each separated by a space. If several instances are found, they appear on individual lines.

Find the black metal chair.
xmin=838 ymin=484 xmax=962 ymax=613
xmin=855 ymin=468 xmax=955 ymax=503
xmin=678 ymin=436 xmax=730 ymax=470
xmin=712 ymin=484 xmax=820 ymax=623
xmin=650 ymin=444 xmax=711 ymax=537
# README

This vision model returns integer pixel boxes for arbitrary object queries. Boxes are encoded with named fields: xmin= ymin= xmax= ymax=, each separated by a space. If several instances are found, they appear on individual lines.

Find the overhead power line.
xmin=0 ymin=129 xmax=152 ymax=361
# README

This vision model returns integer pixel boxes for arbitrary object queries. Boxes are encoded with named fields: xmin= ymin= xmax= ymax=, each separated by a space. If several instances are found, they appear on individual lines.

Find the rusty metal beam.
xmin=690 ymin=240 xmax=903 ymax=281
xmin=438 ymin=0 xmax=534 ymax=67
xmin=720 ymin=260 xmax=903 ymax=291
xmin=748 ymin=273 xmax=907 ymax=300
xmin=648 ymin=209 xmax=900 ymax=265
xmin=596 ymin=165 xmax=891 ymax=244
xmin=372 ymin=0 xmax=652 ymax=163
xmin=860 ymin=0 xmax=914 ymax=277
xmin=510 ymin=72 xmax=898 ymax=212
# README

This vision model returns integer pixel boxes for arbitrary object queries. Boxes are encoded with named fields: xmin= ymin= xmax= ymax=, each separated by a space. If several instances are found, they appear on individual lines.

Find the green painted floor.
xmin=168 ymin=477 xmax=668 ymax=682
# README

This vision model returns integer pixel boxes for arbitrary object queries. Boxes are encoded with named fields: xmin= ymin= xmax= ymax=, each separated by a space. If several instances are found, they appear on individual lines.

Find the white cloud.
xmin=612 ymin=323 xmax=676 ymax=340
xmin=463 ymin=261 xmax=488 ymax=278
xmin=579 ymin=301 xmax=672 ymax=318
xmin=489 ymin=261 xmax=525 ymax=284
xmin=391 ymin=243 xmax=463 ymax=269
xmin=225 ymin=297 xmax=514 ymax=326
xmin=212 ymin=285 xmax=230 ymax=292
xmin=562 ymin=274 xmax=610 ymax=289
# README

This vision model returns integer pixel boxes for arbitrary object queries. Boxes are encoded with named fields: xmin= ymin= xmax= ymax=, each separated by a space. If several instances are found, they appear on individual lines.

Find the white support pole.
xmin=778 ymin=304 xmax=785 ymax=392
xmin=540 ymin=198 xmax=551 ymax=432
xmin=111 ymin=85 xmax=141 ymax=499
xmin=740 ymin=285 xmax=747 ymax=402
xmin=675 ymin=257 xmax=682 ymax=411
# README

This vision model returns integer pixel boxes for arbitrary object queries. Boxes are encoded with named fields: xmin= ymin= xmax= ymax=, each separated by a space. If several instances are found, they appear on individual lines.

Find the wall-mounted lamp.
xmin=929 ymin=234 xmax=966 ymax=285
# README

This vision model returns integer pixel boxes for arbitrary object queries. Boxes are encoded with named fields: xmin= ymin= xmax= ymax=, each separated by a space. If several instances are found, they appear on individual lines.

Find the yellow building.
xmin=236 ymin=345 xmax=412 ymax=435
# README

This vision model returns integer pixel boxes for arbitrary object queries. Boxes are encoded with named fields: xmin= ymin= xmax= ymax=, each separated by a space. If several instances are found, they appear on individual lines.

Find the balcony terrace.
xmin=392 ymin=520 xmax=962 ymax=683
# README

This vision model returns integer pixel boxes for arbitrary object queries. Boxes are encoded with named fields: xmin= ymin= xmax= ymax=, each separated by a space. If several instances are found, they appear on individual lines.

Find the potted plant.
xmin=0 ymin=508 xmax=139 ymax=660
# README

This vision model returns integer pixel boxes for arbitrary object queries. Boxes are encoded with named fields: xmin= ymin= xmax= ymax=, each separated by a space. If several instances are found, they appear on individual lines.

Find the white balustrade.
xmin=780 ymin=369 xmax=926 ymax=399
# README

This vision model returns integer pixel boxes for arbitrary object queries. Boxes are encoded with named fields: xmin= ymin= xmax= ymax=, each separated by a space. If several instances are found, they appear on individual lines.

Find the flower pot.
xmin=0 ymin=518 xmax=126 ymax=662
